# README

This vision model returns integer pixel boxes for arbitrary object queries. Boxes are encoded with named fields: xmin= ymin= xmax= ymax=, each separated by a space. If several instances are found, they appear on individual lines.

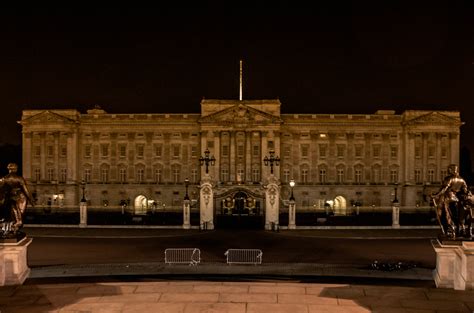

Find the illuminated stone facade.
xmin=20 ymin=100 xmax=462 ymax=215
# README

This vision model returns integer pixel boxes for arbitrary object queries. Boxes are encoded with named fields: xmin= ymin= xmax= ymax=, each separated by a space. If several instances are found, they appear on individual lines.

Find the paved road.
xmin=26 ymin=228 xmax=438 ymax=269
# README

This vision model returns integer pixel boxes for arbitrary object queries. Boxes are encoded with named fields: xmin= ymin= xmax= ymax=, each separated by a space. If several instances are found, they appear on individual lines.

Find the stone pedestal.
xmin=432 ymin=239 xmax=474 ymax=290
xmin=199 ymin=176 xmax=214 ymax=230
xmin=183 ymin=199 xmax=191 ymax=229
xmin=79 ymin=201 xmax=87 ymax=228
xmin=264 ymin=175 xmax=280 ymax=230
xmin=0 ymin=237 xmax=32 ymax=286
xmin=392 ymin=202 xmax=400 ymax=229
xmin=288 ymin=200 xmax=296 ymax=230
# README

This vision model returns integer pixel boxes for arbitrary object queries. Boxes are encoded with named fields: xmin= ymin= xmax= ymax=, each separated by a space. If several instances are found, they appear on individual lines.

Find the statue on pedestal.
xmin=431 ymin=164 xmax=473 ymax=240
xmin=0 ymin=163 xmax=34 ymax=239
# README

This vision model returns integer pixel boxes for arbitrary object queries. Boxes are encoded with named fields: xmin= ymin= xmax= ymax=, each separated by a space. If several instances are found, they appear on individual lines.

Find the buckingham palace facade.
xmin=20 ymin=99 xmax=462 ymax=218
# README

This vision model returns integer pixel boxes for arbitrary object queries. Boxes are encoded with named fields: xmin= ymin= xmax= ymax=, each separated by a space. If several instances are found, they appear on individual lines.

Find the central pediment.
xmin=199 ymin=102 xmax=283 ymax=127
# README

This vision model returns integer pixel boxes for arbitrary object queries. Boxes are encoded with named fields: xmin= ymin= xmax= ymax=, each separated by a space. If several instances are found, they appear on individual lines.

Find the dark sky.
xmin=1 ymin=4 xmax=473 ymax=164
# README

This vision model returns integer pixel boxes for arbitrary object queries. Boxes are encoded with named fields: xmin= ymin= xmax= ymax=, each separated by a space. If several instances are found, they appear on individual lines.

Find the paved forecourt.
xmin=1 ymin=279 xmax=474 ymax=313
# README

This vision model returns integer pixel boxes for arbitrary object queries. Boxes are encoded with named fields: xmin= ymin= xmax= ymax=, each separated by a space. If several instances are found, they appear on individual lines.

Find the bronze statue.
xmin=0 ymin=163 xmax=34 ymax=238
xmin=431 ymin=164 xmax=473 ymax=239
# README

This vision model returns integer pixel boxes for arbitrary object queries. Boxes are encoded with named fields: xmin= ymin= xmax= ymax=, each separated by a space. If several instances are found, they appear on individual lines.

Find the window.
xmin=301 ymin=169 xmax=308 ymax=183
xmin=373 ymin=167 xmax=380 ymax=183
xmin=372 ymin=145 xmax=381 ymax=158
xmin=415 ymin=146 xmax=421 ymax=159
xmin=221 ymin=168 xmax=229 ymax=182
xmin=101 ymin=168 xmax=108 ymax=183
xmin=84 ymin=145 xmax=92 ymax=158
xmin=427 ymin=169 xmax=435 ymax=183
xmin=441 ymin=169 xmax=447 ymax=180
xmin=101 ymin=144 xmax=109 ymax=158
xmin=60 ymin=145 xmax=67 ymax=158
xmin=319 ymin=168 xmax=326 ymax=183
xmin=47 ymin=145 xmax=54 ymax=158
xmin=34 ymin=168 xmax=41 ymax=182
xmin=337 ymin=145 xmax=345 ymax=158
xmin=441 ymin=147 xmax=447 ymax=158
xmin=428 ymin=146 xmax=435 ymax=159
xmin=191 ymin=146 xmax=197 ymax=158
xmin=84 ymin=169 xmax=91 ymax=183
xmin=390 ymin=170 xmax=398 ymax=183
xmin=415 ymin=169 xmax=422 ymax=184
xmin=155 ymin=168 xmax=162 ymax=183
xmin=252 ymin=145 xmax=259 ymax=157
xmin=301 ymin=145 xmax=309 ymax=158
xmin=337 ymin=168 xmax=344 ymax=183
xmin=283 ymin=169 xmax=290 ymax=183
xmin=237 ymin=145 xmax=244 ymax=157
xmin=136 ymin=145 xmax=144 ymax=158
xmin=237 ymin=167 xmax=245 ymax=181
xmin=355 ymin=169 xmax=362 ymax=183
xmin=47 ymin=168 xmax=54 ymax=181
xmin=137 ymin=168 xmax=145 ymax=183
xmin=252 ymin=168 xmax=260 ymax=182
xmin=283 ymin=146 xmax=291 ymax=158
xmin=355 ymin=145 xmax=363 ymax=158
xmin=390 ymin=146 xmax=398 ymax=158
xmin=173 ymin=167 xmax=180 ymax=183
xmin=154 ymin=145 xmax=162 ymax=158
xmin=319 ymin=145 xmax=327 ymax=158
xmin=191 ymin=169 xmax=198 ymax=183
xmin=118 ymin=145 xmax=127 ymax=158
xmin=173 ymin=145 xmax=180 ymax=158
xmin=60 ymin=168 xmax=67 ymax=182
xmin=119 ymin=168 xmax=126 ymax=182
xmin=268 ymin=141 xmax=274 ymax=150
xmin=34 ymin=146 xmax=41 ymax=158
xmin=222 ymin=145 xmax=229 ymax=157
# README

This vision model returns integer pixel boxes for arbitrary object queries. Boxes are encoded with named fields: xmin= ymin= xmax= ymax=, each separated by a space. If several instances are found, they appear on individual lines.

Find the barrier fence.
xmin=164 ymin=248 xmax=200 ymax=266
xmin=225 ymin=249 xmax=263 ymax=265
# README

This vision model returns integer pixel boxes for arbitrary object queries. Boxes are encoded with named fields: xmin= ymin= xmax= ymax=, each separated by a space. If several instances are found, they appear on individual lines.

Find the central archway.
xmin=215 ymin=188 xmax=264 ymax=229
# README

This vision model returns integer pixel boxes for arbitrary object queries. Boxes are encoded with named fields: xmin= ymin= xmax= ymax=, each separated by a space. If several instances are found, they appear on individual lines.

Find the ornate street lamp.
xmin=199 ymin=148 xmax=216 ymax=174
xmin=184 ymin=177 xmax=190 ymax=200
xmin=263 ymin=150 xmax=280 ymax=174
xmin=80 ymin=180 xmax=86 ymax=202
xmin=289 ymin=179 xmax=296 ymax=201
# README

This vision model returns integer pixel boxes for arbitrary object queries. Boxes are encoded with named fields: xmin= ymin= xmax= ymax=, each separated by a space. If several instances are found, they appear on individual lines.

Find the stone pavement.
xmin=1 ymin=278 xmax=474 ymax=313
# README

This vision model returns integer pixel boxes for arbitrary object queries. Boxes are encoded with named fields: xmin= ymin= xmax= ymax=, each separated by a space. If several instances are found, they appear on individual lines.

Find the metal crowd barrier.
xmin=164 ymin=248 xmax=201 ymax=266
xmin=225 ymin=249 xmax=263 ymax=265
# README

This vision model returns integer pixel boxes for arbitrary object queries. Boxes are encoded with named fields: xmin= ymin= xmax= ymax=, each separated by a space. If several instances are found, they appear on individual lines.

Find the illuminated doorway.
xmin=134 ymin=195 xmax=148 ymax=215
xmin=333 ymin=195 xmax=347 ymax=215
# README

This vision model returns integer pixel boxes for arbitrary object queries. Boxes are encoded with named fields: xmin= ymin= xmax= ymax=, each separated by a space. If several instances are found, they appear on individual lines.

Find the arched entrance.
xmin=215 ymin=189 xmax=264 ymax=229
xmin=134 ymin=195 xmax=148 ymax=215
xmin=333 ymin=195 xmax=347 ymax=215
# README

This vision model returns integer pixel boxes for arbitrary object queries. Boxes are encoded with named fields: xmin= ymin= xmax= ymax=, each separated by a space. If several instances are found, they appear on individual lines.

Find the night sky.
xmin=1 ymin=4 xmax=473 ymax=165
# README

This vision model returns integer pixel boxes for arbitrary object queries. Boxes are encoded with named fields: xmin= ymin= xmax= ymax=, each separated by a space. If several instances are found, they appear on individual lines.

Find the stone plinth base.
xmin=432 ymin=238 xmax=474 ymax=290
xmin=0 ymin=237 xmax=32 ymax=286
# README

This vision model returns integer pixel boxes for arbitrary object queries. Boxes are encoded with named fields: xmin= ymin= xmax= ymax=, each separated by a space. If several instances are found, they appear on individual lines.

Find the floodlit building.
xmin=20 ymin=100 xmax=462 ymax=222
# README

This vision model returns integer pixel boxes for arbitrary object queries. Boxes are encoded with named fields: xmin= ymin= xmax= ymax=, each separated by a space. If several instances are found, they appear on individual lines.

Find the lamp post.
xmin=183 ymin=177 xmax=191 ymax=229
xmin=263 ymin=149 xmax=280 ymax=175
xmin=392 ymin=182 xmax=400 ymax=229
xmin=79 ymin=180 xmax=87 ymax=228
xmin=199 ymin=148 xmax=216 ymax=174
xmin=288 ymin=179 xmax=296 ymax=229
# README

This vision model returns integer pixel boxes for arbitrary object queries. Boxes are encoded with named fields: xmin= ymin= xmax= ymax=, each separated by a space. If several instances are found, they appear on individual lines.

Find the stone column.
xmin=392 ymin=200 xmax=400 ymax=229
xmin=264 ymin=175 xmax=280 ymax=230
xmin=199 ymin=177 xmax=214 ymax=230
xmin=245 ymin=131 xmax=252 ymax=182
xmin=79 ymin=200 xmax=87 ymax=228
xmin=261 ymin=131 xmax=268 ymax=180
xmin=288 ymin=199 xmax=296 ymax=230
xmin=200 ymin=131 xmax=208 ymax=178
xmin=229 ymin=131 xmax=236 ymax=182
xmin=183 ymin=199 xmax=191 ymax=229
xmin=40 ymin=132 xmax=46 ymax=181
xmin=54 ymin=132 xmax=60 ymax=182
xmin=22 ymin=132 xmax=32 ymax=180
xmin=213 ymin=131 xmax=221 ymax=181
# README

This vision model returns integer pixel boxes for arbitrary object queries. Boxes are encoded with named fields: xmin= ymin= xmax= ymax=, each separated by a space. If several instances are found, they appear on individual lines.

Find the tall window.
xmin=191 ymin=169 xmax=198 ymax=183
xmin=237 ymin=166 xmax=245 ymax=181
xmin=137 ymin=168 xmax=145 ymax=183
xmin=60 ymin=145 xmax=67 ymax=158
xmin=60 ymin=168 xmax=67 ymax=182
xmin=390 ymin=146 xmax=398 ymax=158
xmin=155 ymin=168 xmax=162 ymax=183
xmin=355 ymin=169 xmax=362 ymax=183
xmin=47 ymin=168 xmax=54 ymax=181
xmin=34 ymin=146 xmax=41 ymax=158
xmin=34 ymin=168 xmax=41 ymax=182
xmin=191 ymin=146 xmax=197 ymax=158
xmin=427 ymin=169 xmax=435 ymax=183
xmin=337 ymin=168 xmax=344 ymax=183
xmin=172 ymin=145 xmax=180 ymax=158
xmin=441 ymin=147 xmax=447 ymax=158
xmin=355 ymin=145 xmax=363 ymax=158
xmin=301 ymin=145 xmax=309 ymax=158
xmin=237 ymin=145 xmax=244 ymax=157
xmin=373 ymin=167 xmax=380 ymax=183
xmin=119 ymin=168 xmax=126 ymax=182
xmin=372 ymin=145 xmax=381 ymax=158
xmin=136 ymin=145 xmax=144 ymax=159
xmin=319 ymin=168 xmax=327 ymax=183
xmin=173 ymin=167 xmax=180 ymax=183
xmin=119 ymin=145 xmax=127 ymax=158
xmin=101 ymin=168 xmax=108 ymax=183
xmin=252 ymin=168 xmax=260 ymax=182
xmin=283 ymin=169 xmax=290 ymax=183
xmin=84 ymin=169 xmax=91 ymax=183
xmin=253 ymin=145 xmax=259 ymax=157
xmin=301 ymin=169 xmax=308 ymax=183
xmin=428 ymin=146 xmax=435 ymax=158
xmin=441 ymin=169 xmax=447 ymax=180
xmin=84 ymin=145 xmax=92 ymax=158
xmin=415 ymin=169 xmax=422 ymax=184
xmin=390 ymin=170 xmax=398 ymax=183
xmin=222 ymin=145 xmax=229 ymax=157
xmin=47 ymin=145 xmax=54 ymax=158
xmin=337 ymin=145 xmax=345 ymax=158
xmin=101 ymin=144 xmax=109 ymax=158
xmin=319 ymin=145 xmax=327 ymax=158
xmin=284 ymin=146 xmax=291 ymax=158
xmin=154 ymin=145 xmax=162 ymax=158
xmin=221 ymin=168 xmax=229 ymax=182
xmin=415 ymin=146 xmax=421 ymax=159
